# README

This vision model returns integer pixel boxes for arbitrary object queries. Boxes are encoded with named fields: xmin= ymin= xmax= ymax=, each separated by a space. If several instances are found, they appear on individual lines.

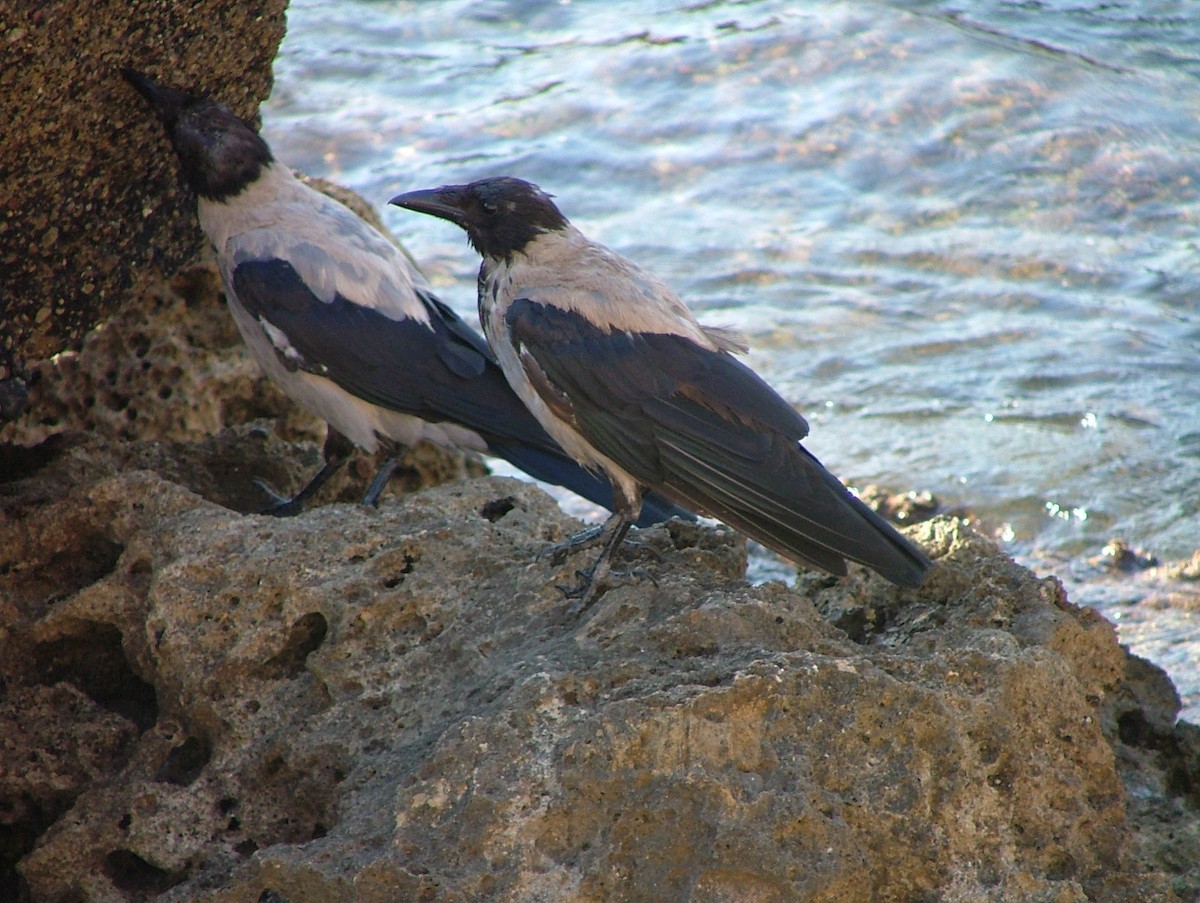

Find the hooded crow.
xmin=391 ymin=176 xmax=933 ymax=605
xmin=121 ymin=71 xmax=688 ymax=525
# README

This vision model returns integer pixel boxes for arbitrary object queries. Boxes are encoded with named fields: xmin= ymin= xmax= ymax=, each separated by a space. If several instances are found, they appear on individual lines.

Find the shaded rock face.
xmin=0 ymin=0 xmax=287 ymax=393
xmin=3 ymin=436 xmax=1198 ymax=900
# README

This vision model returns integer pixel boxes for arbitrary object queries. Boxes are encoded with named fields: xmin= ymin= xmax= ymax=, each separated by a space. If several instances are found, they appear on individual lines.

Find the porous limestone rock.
xmin=2 ymin=436 xmax=1196 ymax=902
xmin=1 ymin=264 xmax=290 ymax=449
xmin=0 ymin=0 xmax=287 ymax=406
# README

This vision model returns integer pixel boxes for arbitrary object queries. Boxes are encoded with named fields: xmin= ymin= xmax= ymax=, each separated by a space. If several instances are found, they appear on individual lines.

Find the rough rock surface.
xmin=3 ymin=438 xmax=1199 ymax=902
xmin=0 ymin=0 xmax=287 ymax=394
xmin=2 ymin=274 xmax=1199 ymax=901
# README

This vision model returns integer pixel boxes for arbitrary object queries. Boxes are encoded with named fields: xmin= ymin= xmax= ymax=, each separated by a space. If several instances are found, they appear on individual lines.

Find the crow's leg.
xmin=256 ymin=429 xmax=355 ymax=517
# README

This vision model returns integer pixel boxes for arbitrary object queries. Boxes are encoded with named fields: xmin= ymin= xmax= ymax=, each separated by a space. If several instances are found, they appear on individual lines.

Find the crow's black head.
xmin=122 ymin=68 xmax=273 ymax=202
xmin=390 ymin=177 xmax=568 ymax=261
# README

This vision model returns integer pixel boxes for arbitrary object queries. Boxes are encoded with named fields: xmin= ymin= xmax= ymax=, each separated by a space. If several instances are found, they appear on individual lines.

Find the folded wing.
xmin=506 ymin=297 xmax=931 ymax=586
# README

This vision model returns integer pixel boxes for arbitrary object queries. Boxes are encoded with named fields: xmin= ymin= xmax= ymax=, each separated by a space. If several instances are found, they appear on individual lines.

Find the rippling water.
xmin=261 ymin=0 xmax=1200 ymax=719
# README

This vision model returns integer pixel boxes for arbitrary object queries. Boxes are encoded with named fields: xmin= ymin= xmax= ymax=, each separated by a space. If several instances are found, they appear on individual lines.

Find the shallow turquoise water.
xmin=261 ymin=0 xmax=1200 ymax=718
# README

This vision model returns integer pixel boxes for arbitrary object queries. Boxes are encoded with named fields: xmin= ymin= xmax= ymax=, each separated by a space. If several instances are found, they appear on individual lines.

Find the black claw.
xmin=258 ymin=499 xmax=308 ymax=517
xmin=555 ymin=581 xmax=585 ymax=600
xmin=626 ymin=566 xmax=657 ymax=588
xmin=537 ymin=524 xmax=605 ymax=564
xmin=554 ymin=564 xmax=599 ymax=599
xmin=252 ymin=477 xmax=286 ymax=503
xmin=252 ymin=478 xmax=307 ymax=517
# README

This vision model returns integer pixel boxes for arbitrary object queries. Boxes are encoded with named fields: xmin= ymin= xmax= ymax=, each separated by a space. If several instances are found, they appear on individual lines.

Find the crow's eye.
xmin=480 ymin=198 xmax=498 ymax=215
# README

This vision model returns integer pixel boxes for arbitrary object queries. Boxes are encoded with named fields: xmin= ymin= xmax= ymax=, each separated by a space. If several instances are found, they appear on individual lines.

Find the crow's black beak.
xmin=389 ymin=186 xmax=470 ymax=228
xmin=121 ymin=68 xmax=193 ymax=124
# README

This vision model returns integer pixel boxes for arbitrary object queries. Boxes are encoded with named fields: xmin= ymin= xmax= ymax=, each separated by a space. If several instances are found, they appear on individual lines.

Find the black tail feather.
xmin=657 ymin=430 xmax=931 ymax=587
xmin=488 ymin=440 xmax=693 ymax=529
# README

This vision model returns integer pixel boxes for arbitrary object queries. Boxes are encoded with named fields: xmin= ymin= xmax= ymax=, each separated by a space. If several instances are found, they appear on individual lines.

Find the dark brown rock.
xmin=0 ymin=0 xmax=287 ymax=404
xmin=2 ymin=433 xmax=1196 ymax=901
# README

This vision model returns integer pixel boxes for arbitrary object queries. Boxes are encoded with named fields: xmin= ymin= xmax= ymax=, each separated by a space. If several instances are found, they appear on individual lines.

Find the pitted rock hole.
xmin=155 ymin=734 xmax=213 ymax=786
xmin=6 ymin=526 xmax=124 ymax=611
xmin=380 ymin=548 xmax=419 ymax=589
xmin=103 ymin=849 xmax=182 ymax=896
xmin=259 ymin=612 xmax=328 ymax=679
xmin=32 ymin=621 xmax=158 ymax=730
xmin=0 ymin=795 xmax=69 ymax=900
xmin=0 ymin=435 xmax=71 ymax=484
xmin=480 ymin=496 xmax=517 ymax=522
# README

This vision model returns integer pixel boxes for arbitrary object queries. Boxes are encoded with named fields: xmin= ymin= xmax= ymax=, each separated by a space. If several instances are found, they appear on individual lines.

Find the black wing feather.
xmin=229 ymin=259 xmax=692 ymax=527
xmin=233 ymin=259 xmax=519 ymax=436
xmin=506 ymin=298 xmax=931 ymax=586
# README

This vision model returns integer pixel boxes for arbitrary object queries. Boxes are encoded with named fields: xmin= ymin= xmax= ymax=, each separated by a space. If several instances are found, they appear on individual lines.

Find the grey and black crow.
xmin=121 ymin=70 xmax=688 ymax=525
xmin=391 ymin=176 xmax=933 ymax=605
